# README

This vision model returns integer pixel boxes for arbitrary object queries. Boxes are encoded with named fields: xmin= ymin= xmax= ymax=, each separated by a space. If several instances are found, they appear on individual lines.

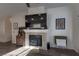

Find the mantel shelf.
xmin=24 ymin=29 xmax=48 ymax=33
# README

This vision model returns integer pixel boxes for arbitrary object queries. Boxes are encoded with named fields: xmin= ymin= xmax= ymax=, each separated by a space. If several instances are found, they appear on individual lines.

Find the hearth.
xmin=29 ymin=35 xmax=42 ymax=46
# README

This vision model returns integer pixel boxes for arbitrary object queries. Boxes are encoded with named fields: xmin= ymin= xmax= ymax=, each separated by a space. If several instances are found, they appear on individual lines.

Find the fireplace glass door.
xmin=29 ymin=35 xmax=42 ymax=46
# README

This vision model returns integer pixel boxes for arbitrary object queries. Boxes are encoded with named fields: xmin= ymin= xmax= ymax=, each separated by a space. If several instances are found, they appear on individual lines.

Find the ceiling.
xmin=29 ymin=3 xmax=72 ymax=8
xmin=0 ymin=3 xmax=27 ymax=18
xmin=0 ymin=3 xmax=78 ymax=19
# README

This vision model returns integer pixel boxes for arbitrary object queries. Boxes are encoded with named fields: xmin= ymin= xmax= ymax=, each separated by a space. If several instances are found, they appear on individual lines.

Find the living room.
xmin=0 ymin=3 xmax=79 ymax=56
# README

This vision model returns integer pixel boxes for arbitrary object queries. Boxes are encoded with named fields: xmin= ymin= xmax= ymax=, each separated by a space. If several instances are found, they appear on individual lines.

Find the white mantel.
xmin=24 ymin=29 xmax=48 ymax=50
xmin=24 ymin=29 xmax=48 ymax=33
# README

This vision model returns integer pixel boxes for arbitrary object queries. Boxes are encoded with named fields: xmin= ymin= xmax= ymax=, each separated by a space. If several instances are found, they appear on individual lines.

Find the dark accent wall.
xmin=25 ymin=13 xmax=47 ymax=29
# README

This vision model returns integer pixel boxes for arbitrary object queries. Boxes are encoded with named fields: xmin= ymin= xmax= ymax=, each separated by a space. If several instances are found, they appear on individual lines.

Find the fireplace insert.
xmin=29 ymin=35 xmax=42 ymax=46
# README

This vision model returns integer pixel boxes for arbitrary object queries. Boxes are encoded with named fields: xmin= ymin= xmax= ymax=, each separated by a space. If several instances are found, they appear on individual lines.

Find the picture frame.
xmin=56 ymin=18 xmax=65 ymax=30
xmin=13 ymin=23 xmax=18 ymax=29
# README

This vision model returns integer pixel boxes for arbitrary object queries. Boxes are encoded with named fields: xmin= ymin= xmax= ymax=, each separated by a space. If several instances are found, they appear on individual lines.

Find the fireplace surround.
xmin=24 ymin=29 xmax=48 ymax=50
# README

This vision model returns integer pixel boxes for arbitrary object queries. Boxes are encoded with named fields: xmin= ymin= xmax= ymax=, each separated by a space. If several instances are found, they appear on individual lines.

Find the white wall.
xmin=11 ymin=11 xmax=27 ymax=43
xmin=70 ymin=6 xmax=79 ymax=52
xmin=0 ymin=19 xmax=5 ymax=35
xmin=47 ymin=7 xmax=73 ymax=49
xmin=5 ymin=16 xmax=12 ymax=42
xmin=0 ymin=17 xmax=12 ymax=42
xmin=27 ymin=6 xmax=46 ymax=15
xmin=73 ymin=16 xmax=79 ymax=52
xmin=0 ymin=19 xmax=5 ymax=42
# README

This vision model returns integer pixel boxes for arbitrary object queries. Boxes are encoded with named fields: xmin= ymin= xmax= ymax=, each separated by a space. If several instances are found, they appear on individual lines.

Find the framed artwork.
xmin=56 ymin=18 xmax=65 ymax=30
xmin=13 ymin=23 xmax=18 ymax=29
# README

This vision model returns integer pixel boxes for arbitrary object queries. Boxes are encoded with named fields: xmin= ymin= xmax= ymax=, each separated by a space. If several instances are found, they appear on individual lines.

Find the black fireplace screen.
xmin=29 ymin=35 xmax=42 ymax=46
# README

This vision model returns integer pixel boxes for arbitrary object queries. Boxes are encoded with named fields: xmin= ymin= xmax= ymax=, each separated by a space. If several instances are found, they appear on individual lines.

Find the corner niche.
xmin=25 ymin=13 xmax=47 ymax=29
